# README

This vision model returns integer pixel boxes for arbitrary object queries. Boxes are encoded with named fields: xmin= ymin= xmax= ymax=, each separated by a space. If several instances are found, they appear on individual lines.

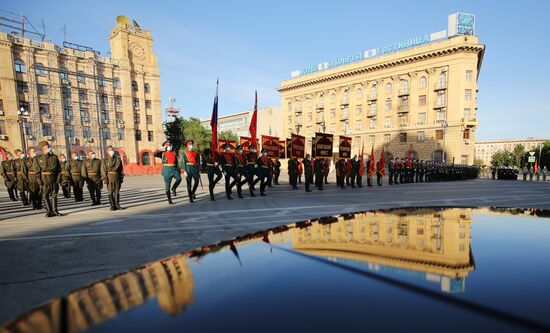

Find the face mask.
xmin=21 ymin=153 xmax=27 ymax=158
xmin=91 ymin=154 xmax=96 ymax=159
xmin=109 ymin=150 xmax=115 ymax=157
xmin=167 ymin=146 xmax=173 ymax=152
xmin=188 ymin=145 xmax=194 ymax=151
xmin=46 ymin=147 xmax=52 ymax=154
xmin=60 ymin=159 xmax=66 ymax=163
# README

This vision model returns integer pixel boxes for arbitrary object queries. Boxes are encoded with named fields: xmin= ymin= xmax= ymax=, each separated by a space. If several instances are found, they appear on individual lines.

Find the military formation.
xmin=387 ymin=158 xmax=479 ymax=184
xmin=0 ymin=141 xmax=124 ymax=217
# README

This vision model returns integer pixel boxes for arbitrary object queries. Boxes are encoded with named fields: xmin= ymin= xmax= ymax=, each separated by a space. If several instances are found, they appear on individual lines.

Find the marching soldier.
xmin=154 ymin=140 xmax=181 ymax=205
xmin=273 ymin=158 xmax=281 ymax=185
xmin=314 ymin=158 xmax=324 ymax=191
xmin=81 ymin=149 xmax=102 ymax=205
xmin=522 ymin=166 xmax=528 ymax=181
xmin=256 ymin=148 xmax=273 ymax=196
xmin=350 ymin=155 xmax=358 ymax=188
xmin=13 ymin=149 xmax=30 ymax=206
xmin=101 ymin=145 xmax=124 ymax=211
xmin=182 ymin=140 xmax=201 ymax=203
xmin=220 ymin=143 xmax=238 ymax=200
xmin=303 ymin=154 xmax=313 ymax=192
xmin=335 ymin=158 xmax=346 ymax=189
xmin=23 ymin=148 xmax=42 ymax=210
xmin=235 ymin=145 xmax=248 ymax=199
xmin=58 ymin=154 xmax=71 ymax=199
xmin=529 ymin=166 xmax=534 ymax=181
xmin=1 ymin=152 xmax=17 ymax=201
xmin=202 ymin=148 xmax=223 ymax=201
xmin=288 ymin=157 xmax=298 ymax=189
xmin=34 ymin=141 xmax=62 ymax=217
xmin=246 ymin=144 xmax=260 ymax=193
xmin=67 ymin=151 xmax=84 ymax=202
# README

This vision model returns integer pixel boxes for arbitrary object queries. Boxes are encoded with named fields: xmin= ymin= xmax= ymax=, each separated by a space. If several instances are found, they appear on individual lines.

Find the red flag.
xmin=534 ymin=159 xmax=539 ymax=174
xmin=210 ymin=79 xmax=219 ymax=154
xmin=377 ymin=148 xmax=385 ymax=176
xmin=368 ymin=146 xmax=376 ymax=178
xmin=249 ymin=91 xmax=258 ymax=149
xmin=407 ymin=149 xmax=411 ymax=167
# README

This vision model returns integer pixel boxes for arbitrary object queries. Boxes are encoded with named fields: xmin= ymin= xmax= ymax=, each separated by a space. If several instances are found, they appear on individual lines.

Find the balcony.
xmin=433 ymin=100 xmax=447 ymax=109
xmin=462 ymin=117 xmax=477 ymax=128
xmin=434 ymin=81 xmax=447 ymax=90
xmin=397 ymin=88 xmax=410 ymax=96
xmin=316 ymin=103 xmax=324 ymax=110
xmin=367 ymin=94 xmax=377 ymax=101
xmin=397 ymin=104 xmax=409 ymax=113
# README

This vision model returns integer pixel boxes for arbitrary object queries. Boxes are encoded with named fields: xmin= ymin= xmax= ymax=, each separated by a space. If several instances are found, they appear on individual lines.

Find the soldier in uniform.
xmin=303 ymin=154 xmax=313 ymax=192
xmin=323 ymin=159 xmax=330 ymax=185
xmin=182 ymin=139 xmax=201 ymax=203
xmin=67 ymin=151 xmax=84 ymax=202
xmin=345 ymin=159 xmax=351 ymax=186
xmin=314 ymin=158 xmax=324 ymax=191
xmin=13 ymin=149 xmax=30 ymax=206
xmin=257 ymin=148 xmax=273 ymax=196
xmin=81 ymin=149 xmax=103 ymax=205
xmin=34 ymin=141 xmax=62 ymax=217
xmin=335 ymin=158 xmax=346 ymax=189
xmin=202 ymin=148 xmax=223 ymax=201
xmin=288 ymin=157 xmax=298 ymax=189
xmin=101 ymin=145 xmax=124 ymax=210
xmin=1 ymin=152 xmax=17 ymax=201
xmin=522 ymin=166 xmax=528 ymax=181
xmin=154 ymin=140 xmax=181 ymax=205
xmin=220 ymin=143 xmax=238 ymax=200
xmin=388 ymin=158 xmax=395 ymax=185
xmin=376 ymin=156 xmax=384 ymax=186
xmin=356 ymin=156 xmax=364 ymax=188
xmin=350 ymin=155 xmax=358 ymax=188
xmin=529 ymin=166 xmax=534 ymax=181
xmin=246 ymin=144 xmax=260 ymax=193
xmin=58 ymin=154 xmax=71 ymax=199
xmin=273 ymin=159 xmax=281 ymax=185
xmin=235 ymin=145 xmax=248 ymax=199
xmin=23 ymin=148 xmax=43 ymax=210
xmin=366 ymin=155 xmax=374 ymax=187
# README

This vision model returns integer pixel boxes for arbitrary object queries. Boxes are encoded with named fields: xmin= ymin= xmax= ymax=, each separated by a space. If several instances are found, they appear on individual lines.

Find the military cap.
xmin=162 ymin=140 xmax=172 ymax=146
xmin=185 ymin=139 xmax=194 ymax=145
xmin=14 ymin=149 xmax=22 ymax=154
xmin=106 ymin=145 xmax=114 ymax=150
xmin=38 ymin=140 xmax=49 ymax=147
xmin=86 ymin=149 xmax=95 ymax=154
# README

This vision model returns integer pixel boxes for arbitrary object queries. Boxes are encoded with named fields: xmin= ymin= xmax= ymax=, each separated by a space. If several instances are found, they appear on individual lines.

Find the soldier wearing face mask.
xmin=0 ymin=152 xmax=17 ymax=201
xmin=235 ymin=145 xmax=248 ymax=198
xmin=220 ymin=143 xmax=238 ymax=200
xmin=182 ymin=139 xmax=201 ymax=203
xmin=102 ymin=145 xmax=124 ymax=211
xmin=154 ymin=140 xmax=181 ymax=204
xmin=58 ymin=154 xmax=71 ymax=199
xmin=67 ymin=152 xmax=84 ymax=202
xmin=22 ymin=147 xmax=43 ymax=210
xmin=257 ymin=148 xmax=272 ymax=196
xmin=34 ymin=141 xmax=62 ymax=217
xmin=13 ymin=149 xmax=30 ymax=206
xmin=81 ymin=149 xmax=103 ymax=206
xmin=246 ymin=144 xmax=260 ymax=193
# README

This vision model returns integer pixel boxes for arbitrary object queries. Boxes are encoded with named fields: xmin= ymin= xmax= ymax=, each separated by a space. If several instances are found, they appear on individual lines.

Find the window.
xmin=144 ymin=83 xmax=150 ymax=93
xmin=15 ymin=59 xmax=26 ymax=73
xmin=385 ymin=82 xmax=392 ymax=94
xmin=59 ymin=68 xmax=69 ymax=81
xmin=83 ymin=126 xmax=91 ymax=138
xmin=115 ymin=95 xmax=122 ymax=107
xmin=80 ymin=108 xmax=89 ymax=121
xmin=141 ymin=152 xmax=151 ymax=165
xmin=34 ymin=63 xmax=47 ymax=76
xmin=147 ymin=130 xmax=154 ymax=141
xmin=368 ymin=135 xmax=375 ymax=146
xmin=418 ymin=112 xmax=426 ymax=125
xmin=77 ymin=71 xmax=85 ymax=83
xmin=466 ymin=70 xmax=472 ymax=81
xmin=65 ymin=125 xmax=74 ymax=138
xmin=117 ymin=128 xmax=125 ymax=140
xmin=461 ymin=155 xmax=469 ymax=164
xmin=419 ymin=76 xmax=427 ymax=88
xmin=134 ymin=114 xmax=140 ymax=123
xmin=135 ymin=130 xmax=142 ymax=141
xmin=417 ymin=131 xmax=425 ymax=142
xmin=369 ymin=118 xmax=377 ymax=129
xmin=399 ymin=132 xmax=407 ymax=143
xmin=463 ymin=129 xmax=471 ymax=139
xmin=42 ymin=123 xmax=52 ymax=136
xmin=463 ymin=108 xmax=471 ymax=120
xmin=369 ymin=103 xmax=377 ymax=116
xmin=355 ymin=119 xmax=362 ymax=131
xmin=133 ymin=98 xmax=139 ymax=109
xmin=132 ymin=80 xmax=138 ymax=92
xmin=439 ymin=72 xmax=447 ymax=84
xmin=418 ymin=95 xmax=426 ymax=106
xmin=356 ymin=88 xmax=363 ymax=99
xmin=306 ymin=98 xmax=313 ymax=108
xmin=19 ymin=101 xmax=30 ymax=113
xmin=330 ymin=108 xmax=336 ymax=118
xmin=63 ymin=106 xmax=73 ymax=117
xmin=330 ymin=93 xmax=336 ymax=104
xmin=102 ymin=128 xmax=110 ymax=139
xmin=384 ymin=99 xmax=392 ymax=111
xmin=398 ymin=114 xmax=409 ymax=127
xmin=101 ymin=111 xmax=109 ymax=123
xmin=288 ymin=116 xmax=292 ymax=124
xmin=16 ymin=81 xmax=28 ymax=93
xmin=437 ymin=91 xmax=446 ymax=105
xmin=0 ymin=120 xmax=5 ymax=135
xmin=39 ymin=103 xmax=50 ymax=115
xmin=98 ymin=75 xmax=106 ymax=86
xmin=401 ymin=80 xmax=409 ymax=91
xmin=436 ymin=110 xmax=446 ymax=121
xmin=435 ymin=130 xmax=444 ymax=140
xmin=113 ymin=77 xmax=120 ymax=88
xmin=61 ymin=86 xmax=70 ymax=98
xmin=384 ymin=134 xmax=391 ymax=144
xmin=23 ymin=122 xmax=32 ymax=136
xmin=355 ymin=104 xmax=362 ymax=115
xmin=330 ymin=123 xmax=336 ymax=133
xmin=307 ymin=112 xmax=312 ymax=121
xmin=79 ymin=89 xmax=87 ymax=101
xmin=465 ymin=89 xmax=472 ymax=101
xmin=0 ymin=100 xmax=3 ymax=113
xmin=384 ymin=116 xmax=392 ymax=128
xmin=146 ymin=115 xmax=153 ymax=125
xmin=116 ymin=112 xmax=123 ymax=123
xmin=37 ymin=84 xmax=48 ymax=95
xmin=101 ymin=94 xmax=108 ymax=108
xmin=145 ymin=100 xmax=151 ymax=109
xmin=370 ymin=85 xmax=377 ymax=97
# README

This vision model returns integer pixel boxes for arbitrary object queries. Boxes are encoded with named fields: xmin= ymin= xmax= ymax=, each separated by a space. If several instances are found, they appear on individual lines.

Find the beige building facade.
xmin=201 ymin=106 xmax=282 ymax=139
xmin=0 ymin=16 xmax=163 ymax=173
xmin=279 ymin=14 xmax=484 ymax=164
xmin=475 ymin=138 xmax=548 ymax=166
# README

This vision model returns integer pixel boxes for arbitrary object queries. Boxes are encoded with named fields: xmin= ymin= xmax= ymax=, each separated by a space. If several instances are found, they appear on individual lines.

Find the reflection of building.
xmin=201 ymin=106 xmax=282 ymax=138
xmin=0 ymin=15 xmax=163 ymax=174
xmin=279 ymin=14 xmax=484 ymax=164
xmin=291 ymin=208 xmax=474 ymax=292
xmin=475 ymin=138 xmax=548 ymax=166
xmin=1 ymin=254 xmax=193 ymax=333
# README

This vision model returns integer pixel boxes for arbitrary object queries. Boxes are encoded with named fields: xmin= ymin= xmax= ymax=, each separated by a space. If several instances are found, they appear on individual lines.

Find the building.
xmin=279 ymin=13 xmax=484 ymax=164
xmin=475 ymin=138 xmax=548 ymax=166
xmin=0 ymin=15 xmax=163 ymax=173
xmin=201 ymin=106 xmax=282 ymax=139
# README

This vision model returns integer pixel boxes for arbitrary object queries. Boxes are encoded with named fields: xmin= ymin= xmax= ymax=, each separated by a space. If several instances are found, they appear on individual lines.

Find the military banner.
xmin=286 ymin=139 xmax=291 ymax=158
xmin=290 ymin=134 xmax=305 ymax=159
xmin=311 ymin=137 xmax=316 ymax=158
xmin=314 ymin=132 xmax=333 ymax=158
xmin=278 ymin=141 xmax=286 ymax=159
xmin=218 ymin=140 xmax=236 ymax=152
xmin=261 ymin=135 xmax=280 ymax=158
xmin=239 ymin=136 xmax=253 ymax=151
xmin=338 ymin=135 xmax=352 ymax=159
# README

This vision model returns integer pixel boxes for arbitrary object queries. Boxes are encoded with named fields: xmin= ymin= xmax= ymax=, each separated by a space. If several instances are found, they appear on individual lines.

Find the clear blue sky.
xmin=5 ymin=0 xmax=550 ymax=141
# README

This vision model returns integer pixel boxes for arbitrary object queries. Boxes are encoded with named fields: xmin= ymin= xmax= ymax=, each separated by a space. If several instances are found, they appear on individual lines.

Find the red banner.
xmin=314 ymin=132 xmax=333 ymax=158
xmin=240 ymin=136 xmax=253 ymax=151
xmin=278 ymin=141 xmax=286 ymax=159
xmin=338 ymin=135 xmax=352 ymax=159
xmin=218 ymin=140 xmax=236 ymax=153
xmin=291 ymin=134 xmax=305 ymax=159
xmin=261 ymin=135 xmax=280 ymax=158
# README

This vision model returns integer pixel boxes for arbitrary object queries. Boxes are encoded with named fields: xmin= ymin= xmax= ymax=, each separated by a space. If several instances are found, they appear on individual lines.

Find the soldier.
xmin=288 ymin=157 xmax=298 ymax=189
xmin=34 ymin=141 xmax=62 ymax=217
xmin=154 ymin=140 xmax=181 ymax=205
xmin=536 ymin=166 xmax=541 ymax=182
xmin=1 ymin=152 xmax=17 ymax=201
xmin=414 ymin=160 xmax=420 ymax=183
xmin=345 ymin=159 xmax=351 ymax=186
xmin=81 ymin=149 xmax=103 ymax=205
xmin=257 ymin=148 xmax=273 ymax=196
xmin=58 ymin=154 xmax=71 ymax=199
xmin=419 ymin=160 xmax=425 ymax=182
xmin=543 ymin=166 xmax=548 ymax=181
xmin=220 ymin=143 xmax=238 ymax=200
xmin=101 ymin=145 xmax=124 ymax=211
xmin=335 ymin=158 xmax=346 ymax=189
xmin=522 ymin=166 xmax=528 ymax=181
xmin=23 ymin=148 xmax=43 ymax=210
xmin=235 ymin=145 xmax=248 ymax=199
xmin=273 ymin=159 xmax=281 ymax=185
xmin=13 ymin=149 xmax=30 ymax=206
xmin=366 ymin=155 xmax=374 ymax=187
xmin=246 ymin=144 xmax=260 ymax=193
xmin=350 ymin=155 xmax=358 ymax=188
xmin=303 ymin=154 xmax=313 ymax=192
xmin=388 ymin=158 xmax=395 ymax=185
xmin=314 ymin=158 xmax=324 ymax=190
xmin=67 ymin=151 xmax=84 ymax=202
xmin=181 ymin=139 xmax=201 ymax=203
xmin=323 ymin=159 xmax=330 ymax=184
xmin=356 ymin=156 xmax=364 ymax=188
xmin=202 ymin=148 xmax=223 ymax=201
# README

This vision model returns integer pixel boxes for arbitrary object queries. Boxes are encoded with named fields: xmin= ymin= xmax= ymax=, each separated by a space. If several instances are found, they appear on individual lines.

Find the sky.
xmin=4 ymin=0 xmax=550 ymax=141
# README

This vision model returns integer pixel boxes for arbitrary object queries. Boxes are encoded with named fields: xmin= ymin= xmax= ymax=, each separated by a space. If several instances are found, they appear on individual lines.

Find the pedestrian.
xmin=154 ymin=140 xmax=181 ymax=204
xmin=81 ymin=149 xmax=102 ymax=206
xmin=101 ymin=145 xmax=124 ymax=210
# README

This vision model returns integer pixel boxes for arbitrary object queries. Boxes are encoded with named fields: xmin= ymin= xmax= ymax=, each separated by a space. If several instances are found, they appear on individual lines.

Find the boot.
xmin=8 ymin=188 xmax=17 ymax=201
xmin=109 ymin=194 xmax=117 ymax=211
xmin=45 ymin=198 xmax=54 ymax=218
xmin=187 ymin=187 xmax=194 ymax=203
xmin=166 ymin=191 xmax=174 ymax=204
xmin=96 ymin=190 xmax=101 ymax=205
xmin=90 ymin=190 xmax=98 ymax=205
xmin=209 ymin=184 xmax=216 ymax=201
xmin=52 ymin=196 xmax=63 ymax=216
xmin=237 ymin=186 xmax=244 ymax=199
xmin=21 ymin=191 xmax=30 ymax=206
xmin=115 ymin=193 xmax=123 ymax=210
xmin=249 ymin=187 xmax=255 ymax=197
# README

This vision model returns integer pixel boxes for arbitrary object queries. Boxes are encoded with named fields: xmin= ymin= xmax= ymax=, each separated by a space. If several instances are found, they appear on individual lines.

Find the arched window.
xmin=439 ymin=72 xmax=447 ymax=84
xmin=14 ymin=59 xmax=26 ymax=73
xmin=318 ymin=95 xmax=324 ymax=106
xmin=132 ymin=80 xmax=138 ymax=92
xmin=330 ymin=93 xmax=336 ymax=104
xmin=419 ymin=76 xmax=427 ymax=88
xmin=355 ymin=88 xmax=363 ymax=99
xmin=370 ymin=85 xmax=377 ymax=97
xmin=287 ymin=101 xmax=292 ymax=112
xmin=59 ymin=67 xmax=69 ymax=81
xmin=401 ymin=80 xmax=409 ymax=90
xmin=34 ymin=63 xmax=46 ymax=76
xmin=385 ymin=82 xmax=392 ymax=94
xmin=77 ymin=71 xmax=85 ymax=83
xmin=113 ymin=77 xmax=120 ymax=88
xmin=144 ymin=83 xmax=150 ymax=93
xmin=141 ymin=151 xmax=151 ymax=166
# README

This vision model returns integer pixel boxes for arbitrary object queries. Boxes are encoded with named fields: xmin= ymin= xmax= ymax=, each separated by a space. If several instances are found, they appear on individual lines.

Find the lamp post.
xmin=441 ymin=120 xmax=448 ymax=162
xmin=17 ymin=107 xmax=29 ymax=151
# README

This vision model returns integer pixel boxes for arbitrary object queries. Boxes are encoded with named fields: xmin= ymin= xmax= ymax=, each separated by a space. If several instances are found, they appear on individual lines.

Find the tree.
xmin=219 ymin=130 xmax=239 ymax=141
xmin=473 ymin=158 xmax=484 ymax=167
xmin=163 ymin=117 xmax=185 ymax=153
xmin=491 ymin=149 xmax=514 ymax=167
xmin=180 ymin=117 xmax=211 ymax=152
xmin=512 ymin=144 xmax=525 ymax=168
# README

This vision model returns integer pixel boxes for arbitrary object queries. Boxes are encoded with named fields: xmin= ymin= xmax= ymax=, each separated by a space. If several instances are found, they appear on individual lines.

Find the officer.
xmin=81 ymin=149 xmax=102 ymax=205
xmin=23 ymin=147 xmax=43 ymax=210
xmin=257 ymin=148 xmax=273 ymax=196
xmin=388 ymin=158 xmax=395 ymax=185
xmin=288 ymin=157 xmax=298 ymax=189
xmin=350 ymin=155 xmax=358 ymax=188
xmin=154 ymin=140 xmax=181 ymax=205
xmin=220 ymin=143 xmax=238 ymax=200
xmin=101 ymin=145 xmax=124 ymax=210
xmin=0 ymin=152 xmax=17 ymax=201
xmin=303 ymin=154 xmax=313 ymax=192
xmin=13 ymin=149 xmax=30 ymax=206
xmin=335 ymin=158 xmax=346 ymax=189
xmin=273 ymin=158 xmax=281 ymax=185
xmin=34 ymin=141 xmax=62 ymax=217
xmin=182 ymin=139 xmax=201 ymax=203
xmin=58 ymin=154 xmax=71 ymax=199
xmin=67 ymin=151 xmax=84 ymax=202
xmin=235 ymin=145 xmax=248 ymax=199
xmin=202 ymin=148 xmax=223 ymax=201
xmin=314 ymin=157 xmax=324 ymax=191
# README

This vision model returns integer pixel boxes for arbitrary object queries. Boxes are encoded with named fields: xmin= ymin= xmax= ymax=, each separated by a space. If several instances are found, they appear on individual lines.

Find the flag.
xmin=210 ymin=79 xmax=219 ymax=154
xmin=534 ymin=159 xmax=539 ymax=174
xmin=249 ymin=90 xmax=258 ymax=149
xmin=377 ymin=147 xmax=385 ymax=176
xmin=368 ymin=146 xmax=376 ymax=178
xmin=407 ymin=149 xmax=411 ymax=168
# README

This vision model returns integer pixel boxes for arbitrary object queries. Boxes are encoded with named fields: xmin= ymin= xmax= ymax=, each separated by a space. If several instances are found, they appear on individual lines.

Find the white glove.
xmin=160 ymin=147 xmax=166 ymax=152
xmin=214 ymin=162 xmax=218 ymax=166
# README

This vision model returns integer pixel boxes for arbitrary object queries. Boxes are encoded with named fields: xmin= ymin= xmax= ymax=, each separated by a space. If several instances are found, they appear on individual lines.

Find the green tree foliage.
xmin=163 ymin=117 xmax=185 ymax=153
xmin=491 ymin=150 xmax=515 ymax=167
xmin=219 ymin=130 xmax=239 ymax=141
xmin=512 ymin=144 xmax=525 ymax=168
xmin=180 ymin=117 xmax=211 ymax=152
xmin=521 ymin=140 xmax=550 ymax=168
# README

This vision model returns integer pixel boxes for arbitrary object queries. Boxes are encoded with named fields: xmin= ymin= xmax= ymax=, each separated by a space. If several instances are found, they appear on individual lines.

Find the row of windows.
xmin=39 ymin=123 xmax=154 ymax=142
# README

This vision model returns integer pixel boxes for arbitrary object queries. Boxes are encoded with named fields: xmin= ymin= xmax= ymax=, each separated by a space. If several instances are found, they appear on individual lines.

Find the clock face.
xmin=128 ymin=41 xmax=146 ymax=61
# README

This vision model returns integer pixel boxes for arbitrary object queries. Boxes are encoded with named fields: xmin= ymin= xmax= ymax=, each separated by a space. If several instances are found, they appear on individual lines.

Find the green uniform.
xmin=34 ymin=153 xmax=62 ymax=217
xmin=22 ymin=156 xmax=42 ymax=210
xmin=101 ymin=155 xmax=124 ymax=210
xmin=59 ymin=160 xmax=72 ymax=198
xmin=1 ymin=159 xmax=17 ymax=201
xmin=314 ymin=159 xmax=324 ymax=190
xmin=67 ymin=159 xmax=84 ymax=201
xmin=82 ymin=158 xmax=103 ymax=205
xmin=13 ymin=157 xmax=30 ymax=205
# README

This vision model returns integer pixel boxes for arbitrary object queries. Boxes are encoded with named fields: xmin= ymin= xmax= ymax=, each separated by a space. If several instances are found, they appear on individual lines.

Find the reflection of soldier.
xmin=82 ymin=149 xmax=103 ymax=206
xmin=0 ymin=152 xmax=17 ymax=201
xmin=303 ymin=154 xmax=313 ymax=192
xmin=67 ymin=152 xmax=84 ymax=202
xmin=182 ymin=140 xmax=201 ymax=203
xmin=154 ymin=140 xmax=181 ymax=205
xmin=203 ymin=148 xmax=223 ymax=201
xmin=35 ymin=141 xmax=62 ymax=217
xmin=101 ymin=145 xmax=124 ymax=211
xmin=335 ymin=158 xmax=346 ymax=189
xmin=314 ymin=158 xmax=324 ymax=190
xmin=288 ymin=157 xmax=298 ymax=189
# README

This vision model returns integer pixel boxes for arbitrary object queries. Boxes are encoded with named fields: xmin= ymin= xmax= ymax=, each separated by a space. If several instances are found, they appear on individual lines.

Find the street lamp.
xmin=441 ymin=120 xmax=448 ymax=162
xmin=17 ymin=107 xmax=29 ymax=151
